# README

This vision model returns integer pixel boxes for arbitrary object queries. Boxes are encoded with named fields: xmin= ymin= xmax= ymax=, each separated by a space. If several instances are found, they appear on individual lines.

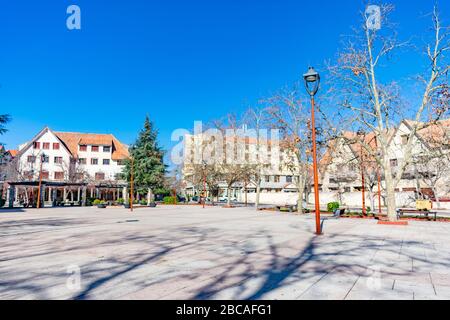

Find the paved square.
xmin=1 ymin=205 xmax=449 ymax=300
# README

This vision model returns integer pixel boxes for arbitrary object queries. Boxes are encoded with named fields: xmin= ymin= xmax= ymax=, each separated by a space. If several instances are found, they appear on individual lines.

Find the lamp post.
xmin=36 ymin=153 xmax=46 ymax=209
xmin=303 ymin=67 xmax=322 ymax=235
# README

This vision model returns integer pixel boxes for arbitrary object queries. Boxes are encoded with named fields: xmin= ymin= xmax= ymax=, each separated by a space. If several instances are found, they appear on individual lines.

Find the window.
xmin=79 ymin=145 xmax=87 ymax=152
xmin=43 ymin=143 xmax=50 ymax=150
xmin=54 ymin=157 xmax=63 ymax=164
xmin=95 ymin=172 xmax=105 ymax=181
xmin=27 ymin=155 xmax=36 ymax=163
xmin=274 ymin=175 xmax=280 ymax=183
xmin=265 ymin=176 xmax=270 ymax=183
xmin=33 ymin=142 xmax=40 ymax=149
xmin=344 ymin=187 xmax=351 ymax=193
xmin=103 ymin=159 xmax=110 ymax=165
xmin=103 ymin=146 xmax=111 ymax=153
xmin=91 ymin=146 xmax=99 ymax=152
xmin=41 ymin=171 xmax=49 ymax=180
xmin=390 ymin=159 xmax=398 ymax=167
xmin=117 ymin=160 xmax=126 ymax=166
xmin=54 ymin=172 xmax=64 ymax=180
xmin=75 ymin=173 xmax=85 ymax=181
xmin=24 ymin=171 xmax=34 ymax=180
xmin=78 ymin=158 xmax=87 ymax=165
xmin=91 ymin=158 xmax=99 ymax=165
xmin=286 ymin=176 xmax=293 ymax=183
xmin=401 ymin=135 xmax=408 ymax=145
xmin=42 ymin=155 xmax=49 ymax=163
xmin=53 ymin=143 xmax=60 ymax=150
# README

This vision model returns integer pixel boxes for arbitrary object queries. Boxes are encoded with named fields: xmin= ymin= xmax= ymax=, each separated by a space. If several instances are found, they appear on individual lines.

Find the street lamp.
xmin=303 ymin=67 xmax=322 ymax=235
xmin=36 ymin=153 xmax=47 ymax=209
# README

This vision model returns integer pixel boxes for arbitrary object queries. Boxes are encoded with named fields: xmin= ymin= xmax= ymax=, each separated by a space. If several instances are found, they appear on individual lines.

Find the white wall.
xmin=245 ymin=191 xmax=448 ymax=209
xmin=18 ymin=130 xmax=72 ymax=181
xmin=77 ymin=145 xmax=125 ymax=181
xmin=17 ymin=130 xmax=126 ymax=182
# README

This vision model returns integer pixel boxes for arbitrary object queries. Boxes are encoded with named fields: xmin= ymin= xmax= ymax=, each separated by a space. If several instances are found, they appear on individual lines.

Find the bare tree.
xmin=327 ymin=3 xmax=449 ymax=221
xmin=211 ymin=114 xmax=252 ymax=207
xmin=242 ymin=106 xmax=272 ymax=210
xmin=264 ymin=85 xmax=326 ymax=214
xmin=412 ymin=120 xmax=450 ymax=207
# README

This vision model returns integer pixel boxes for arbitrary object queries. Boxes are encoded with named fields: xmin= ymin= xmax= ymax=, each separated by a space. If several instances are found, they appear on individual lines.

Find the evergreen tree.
xmin=0 ymin=114 xmax=10 ymax=136
xmin=123 ymin=116 xmax=166 ymax=199
xmin=0 ymin=114 xmax=11 ymax=151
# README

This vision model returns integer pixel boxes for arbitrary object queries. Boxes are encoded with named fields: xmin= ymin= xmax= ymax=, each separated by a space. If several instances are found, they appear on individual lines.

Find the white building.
xmin=4 ymin=127 xmax=130 ymax=207
xmin=182 ymin=131 xmax=301 ymax=202
xmin=320 ymin=119 xmax=450 ymax=208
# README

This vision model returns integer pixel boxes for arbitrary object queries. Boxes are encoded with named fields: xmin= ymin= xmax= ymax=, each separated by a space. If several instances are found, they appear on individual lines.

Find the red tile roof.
xmin=54 ymin=132 xmax=129 ymax=160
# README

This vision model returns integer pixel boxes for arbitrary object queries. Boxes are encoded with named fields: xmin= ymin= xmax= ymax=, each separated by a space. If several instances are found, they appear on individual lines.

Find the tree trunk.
xmin=432 ymin=186 xmax=440 ymax=209
xmin=384 ymin=173 xmax=397 ymax=221
xmin=227 ymin=186 xmax=232 ymax=207
xmin=368 ymin=188 xmax=375 ymax=215
xmin=296 ymin=178 xmax=305 ymax=214
xmin=147 ymin=188 xmax=153 ymax=205
xmin=255 ymin=184 xmax=261 ymax=210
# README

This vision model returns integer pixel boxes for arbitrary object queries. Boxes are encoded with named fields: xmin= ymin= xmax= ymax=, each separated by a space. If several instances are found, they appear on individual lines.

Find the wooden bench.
xmin=397 ymin=209 xmax=437 ymax=221
xmin=333 ymin=208 xmax=346 ymax=217
xmin=276 ymin=205 xmax=298 ymax=213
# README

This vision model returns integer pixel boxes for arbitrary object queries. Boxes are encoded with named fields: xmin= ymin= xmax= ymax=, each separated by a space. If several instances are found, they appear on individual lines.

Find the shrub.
xmin=140 ymin=200 xmax=147 ymax=206
xmin=163 ymin=196 xmax=177 ymax=204
xmin=93 ymin=199 xmax=105 ymax=205
xmin=117 ymin=198 xmax=124 ymax=205
xmin=0 ymin=198 xmax=5 ymax=207
xmin=327 ymin=202 xmax=340 ymax=212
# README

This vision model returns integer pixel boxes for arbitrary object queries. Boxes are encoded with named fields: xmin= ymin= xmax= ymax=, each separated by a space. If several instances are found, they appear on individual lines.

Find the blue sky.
xmin=0 ymin=0 xmax=448 ymax=164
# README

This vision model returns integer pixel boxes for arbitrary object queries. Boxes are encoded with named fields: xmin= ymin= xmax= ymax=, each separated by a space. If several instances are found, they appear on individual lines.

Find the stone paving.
xmin=0 ymin=205 xmax=449 ymax=300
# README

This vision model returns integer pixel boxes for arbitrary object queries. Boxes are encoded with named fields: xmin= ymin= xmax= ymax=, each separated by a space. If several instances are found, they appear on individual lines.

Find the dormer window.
xmin=79 ymin=145 xmax=87 ymax=152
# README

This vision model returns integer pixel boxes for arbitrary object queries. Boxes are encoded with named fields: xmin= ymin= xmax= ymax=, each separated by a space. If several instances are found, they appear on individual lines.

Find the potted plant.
xmin=93 ymin=199 xmax=107 ymax=209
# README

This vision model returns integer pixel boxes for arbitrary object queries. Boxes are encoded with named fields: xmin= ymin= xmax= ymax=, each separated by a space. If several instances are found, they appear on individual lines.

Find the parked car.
xmin=219 ymin=196 xmax=237 ymax=203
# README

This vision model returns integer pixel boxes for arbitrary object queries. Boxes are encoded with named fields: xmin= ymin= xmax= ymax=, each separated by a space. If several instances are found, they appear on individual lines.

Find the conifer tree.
xmin=123 ymin=116 xmax=166 ymax=203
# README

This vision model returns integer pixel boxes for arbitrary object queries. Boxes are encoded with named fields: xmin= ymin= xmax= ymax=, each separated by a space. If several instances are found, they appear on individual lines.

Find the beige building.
xmin=320 ymin=119 xmax=450 ymax=207
xmin=181 ymin=131 xmax=302 ymax=201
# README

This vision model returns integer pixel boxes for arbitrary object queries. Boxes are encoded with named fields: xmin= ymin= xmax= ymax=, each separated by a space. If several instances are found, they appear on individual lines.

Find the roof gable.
xmin=54 ymin=132 xmax=129 ymax=160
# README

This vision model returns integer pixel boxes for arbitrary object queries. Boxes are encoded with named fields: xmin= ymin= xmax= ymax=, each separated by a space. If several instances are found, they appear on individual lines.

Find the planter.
xmin=377 ymin=220 xmax=408 ymax=226
xmin=124 ymin=204 xmax=130 ymax=209
xmin=97 ymin=204 xmax=107 ymax=209
xmin=149 ymin=202 xmax=157 ymax=208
